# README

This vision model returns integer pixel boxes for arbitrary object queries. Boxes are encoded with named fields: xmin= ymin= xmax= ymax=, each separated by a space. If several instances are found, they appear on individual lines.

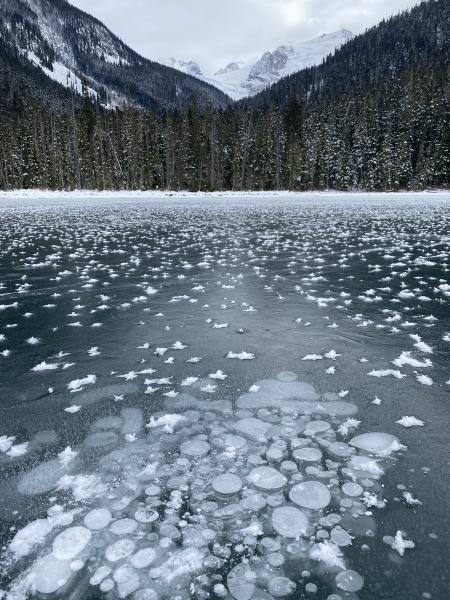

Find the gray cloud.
xmin=70 ymin=0 xmax=421 ymax=72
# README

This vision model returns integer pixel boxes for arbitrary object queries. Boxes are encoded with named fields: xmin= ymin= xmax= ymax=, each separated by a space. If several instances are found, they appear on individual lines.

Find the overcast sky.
xmin=70 ymin=0 xmax=421 ymax=72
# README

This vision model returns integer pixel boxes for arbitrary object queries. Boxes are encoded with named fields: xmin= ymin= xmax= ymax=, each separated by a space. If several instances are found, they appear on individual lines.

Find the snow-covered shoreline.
xmin=0 ymin=189 xmax=449 ymax=201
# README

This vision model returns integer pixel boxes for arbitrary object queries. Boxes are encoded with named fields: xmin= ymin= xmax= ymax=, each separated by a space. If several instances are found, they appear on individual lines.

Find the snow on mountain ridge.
xmin=164 ymin=29 xmax=355 ymax=100
xmin=158 ymin=57 xmax=204 ymax=77
xmin=214 ymin=62 xmax=245 ymax=76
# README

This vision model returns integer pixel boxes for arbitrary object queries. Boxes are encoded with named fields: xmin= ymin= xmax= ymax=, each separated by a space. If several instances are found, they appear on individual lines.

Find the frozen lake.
xmin=0 ymin=192 xmax=449 ymax=600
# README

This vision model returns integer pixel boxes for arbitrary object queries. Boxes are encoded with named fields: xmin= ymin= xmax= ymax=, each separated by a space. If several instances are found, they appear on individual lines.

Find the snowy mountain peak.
xmin=247 ymin=30 xmax=355 ymax=85
xmin=164 ymin=29 xmax=355 ymax=100
xmin=214 ymin=62 xmax=244 ymax=76
xmin=159 ymin=57 xmax=204 ymax=77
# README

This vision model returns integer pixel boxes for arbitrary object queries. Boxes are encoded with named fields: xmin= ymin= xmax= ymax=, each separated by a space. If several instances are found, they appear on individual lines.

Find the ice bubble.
xmin=145 ymin=485 xmax=161 ymax=497
xmin=305 ymin=421 xmax=331 ymax=436
xmin=330 ymin=527 xmax=353 ymax=547
xmin=213 ymin=584 xmax=228 ymax=598
xmin=149 ymin=547 xmax=205 ymax=584
xmin=289 ymin=481 xmax=331 ymax=510
xmin=293 ymin=447 xmax=323 ymax=463
xmin=335 ymin=570 xmax=364 ymax=592
xmin=268 ymin=576 xmax=297 ymax=597
xmin=180 ymin=439 xmax=210 ymax=458
xmin=105 ymin=539 xmax=136 ymax=562
xmin=327 ymin=442 xmax=355 ymax=458
xmin=135 ymin=508 xmax=159 ymax=523
xmin=114 ymin=565 xmax=140 ymax=598
xmin=10 ymin=510 xmax=74 ymax=557
xmin=280 ymin=461 xmax=298 ymax=476
xmin=248 ymin=467 xmax=287 ymax=492
xmin=235 ymin=418 xmax=271 ymax=442
xmin=52 ymin=526 xmax=91 ymax=560
xmin=240 ymin=494 xmax=267 ymax=513
xmin=348 ymin=456 xmax=384 ymax=478
xmin=84 ymin=431 xmax=120 ymax=449
xmin=100 ymin=578 xmax=115 ymax=592
xmin=266 ymin=447 xmax=285 ymax=462
xmin=75 ymin=383 xmax=139 ymax=407
xmin=110 ymin=518 xmax=138 ymax=535
xmin=342 ymin=482 xmax=363 ymax=497
xmin=212 ymin=474 xmax=243 ymax=496
xmin=90 ymin=565 xmax=112 ymax=586
xmin=272 ymin=506 xmax=308 ymax=538
xmin=237 ymin=379 xmax=320 ymax=410
xmin=133 ymin=590 xmax=159 ymax=600
xmin=349 ymin=433 xmax=400 ymax=455
xmin=277 ymin=371 xmax=298 ymax=382
xmin=31 ymin=553 xmax=73 ymax=594
xmin=84 ymin=508 xmax=112 ymax=530
xmin=224 ymin=434 xmax=248 ymax=450
xmin=121 ymin=408 xmax=144 ymax=436
xmin=130 ymin=548 xmax=157 ymax=569
xmin=227 ymin=563 xmax=256 ymax=600
xmin=92 ymin=416 xmax=123 ymax=431
xmin=31 ymin=430 xmax=59 ymax=447
xmin=18 ymin=459 xmax=65 ymax=495
xmin=268 ymin=552 xmax=285 ymax=568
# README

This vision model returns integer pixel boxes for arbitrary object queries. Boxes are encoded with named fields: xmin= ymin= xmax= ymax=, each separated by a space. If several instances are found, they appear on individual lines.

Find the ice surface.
xmin=1 ymin=193 xmax=448 ymax=600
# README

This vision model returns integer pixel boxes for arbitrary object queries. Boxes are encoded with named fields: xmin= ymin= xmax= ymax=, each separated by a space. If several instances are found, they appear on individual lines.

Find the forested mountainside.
xmin=0 ymin=0 xmax=448 ymax=191
xmin=242 ymin=0 xmax=448 ymax=110
xmin=0 ymin=0 xmax=230 ymax=112
xmin=0 ymin=35 xmax=81 ymax=114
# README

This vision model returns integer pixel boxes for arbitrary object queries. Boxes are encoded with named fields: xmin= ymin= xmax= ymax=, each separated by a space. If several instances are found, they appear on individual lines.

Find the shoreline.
xmin=0 ymin=189 xmax=449 ymax=200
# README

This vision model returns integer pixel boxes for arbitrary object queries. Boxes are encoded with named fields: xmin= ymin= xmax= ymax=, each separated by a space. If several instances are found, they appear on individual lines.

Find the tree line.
xmin=0 ymin=0 xmax=448 ymax=191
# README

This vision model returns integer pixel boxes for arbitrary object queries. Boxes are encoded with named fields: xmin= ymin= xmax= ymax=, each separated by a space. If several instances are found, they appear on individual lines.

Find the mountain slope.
xmin=0 ymin=0 xmax=231 ymax=111
xmin=160 ymin=29 xmax=354 ymax=100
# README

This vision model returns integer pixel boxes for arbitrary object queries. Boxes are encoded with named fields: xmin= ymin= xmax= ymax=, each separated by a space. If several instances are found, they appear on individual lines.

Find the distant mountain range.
xmin=0 ymin=0 xmax=230 ymax=111
xmin=160 ymin=29 xmax=355 ymax=100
